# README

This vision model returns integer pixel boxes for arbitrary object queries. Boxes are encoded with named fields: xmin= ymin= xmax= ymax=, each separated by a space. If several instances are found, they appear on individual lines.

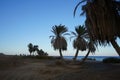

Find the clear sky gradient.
xmin=0 ymin=0 xmax=120 ymax=56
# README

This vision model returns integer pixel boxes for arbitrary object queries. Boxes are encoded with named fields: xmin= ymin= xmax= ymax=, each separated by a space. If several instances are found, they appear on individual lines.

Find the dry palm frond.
xmin=53 ymin=37 xmax=67 ymax=50
xmin=88 ymin=41 xmax=96 ymax=54
xmin=73 ymin=38 xmax=87 ymax=51
xmin=86 ymin=0 xmax=120 ymax=44
xmin=74 ymin=0 xmax=120 ymax=45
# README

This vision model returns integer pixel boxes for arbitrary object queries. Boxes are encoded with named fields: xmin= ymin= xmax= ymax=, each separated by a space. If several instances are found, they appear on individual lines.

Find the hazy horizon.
xmin=0 ymin=0 xmax=120 ymax=56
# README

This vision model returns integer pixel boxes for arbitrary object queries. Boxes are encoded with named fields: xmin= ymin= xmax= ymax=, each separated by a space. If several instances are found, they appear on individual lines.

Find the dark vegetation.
xmin=28 ymin=43 xmax=48 ymax=56
xmin=21 ymin=55 xmax=55 ymax=60
xmin=0 ymin=53 xmax=5 ymax=56
xmin=50 ymin=24 xmax=68 ymax=59
xmin=74 ymin=0 xmax=120 ymax=56
xmin=103 ymin=57 xmax=120 ymax=63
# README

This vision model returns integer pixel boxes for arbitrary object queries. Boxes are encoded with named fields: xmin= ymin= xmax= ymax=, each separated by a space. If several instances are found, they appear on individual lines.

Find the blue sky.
xmin=0 ymin=0 xmax=120 ymax=56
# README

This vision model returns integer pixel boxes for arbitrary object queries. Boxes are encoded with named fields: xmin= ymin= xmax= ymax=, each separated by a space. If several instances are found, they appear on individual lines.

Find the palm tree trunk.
xmin=59 ymin=48 xmax=63 ymax=59
xmin=81 ymin=49 xmax=90 ymax=64
xmin=111 ymin=40 xmax=120 ymax=56
xmin=73 ymin=49 xmax=79 ymax=61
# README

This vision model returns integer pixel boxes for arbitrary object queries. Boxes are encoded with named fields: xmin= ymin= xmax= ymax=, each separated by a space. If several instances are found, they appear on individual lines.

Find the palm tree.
xmin=50 ymin=24 xmax=68 ymax=59
xmin=28 ymin=43 xmax=33 ymax=56
xmin=71 ymin=25 xmax=88 ymax=61
xmin=37 ymin=49 xmax=44 ymax=56
xmin=33 ymin=45 xmax=39 ymax=56
xmin=74 ymin=0 xmax=120 ymax=56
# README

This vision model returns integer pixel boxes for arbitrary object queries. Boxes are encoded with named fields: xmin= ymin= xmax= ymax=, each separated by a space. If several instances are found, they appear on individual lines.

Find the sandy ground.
xmin=0 ymin=55 xmax=120 ymax=80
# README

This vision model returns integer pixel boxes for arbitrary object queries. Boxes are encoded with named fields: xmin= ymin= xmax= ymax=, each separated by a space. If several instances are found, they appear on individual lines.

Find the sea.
xmin=63 ymin=56 xmax=120 ymax=61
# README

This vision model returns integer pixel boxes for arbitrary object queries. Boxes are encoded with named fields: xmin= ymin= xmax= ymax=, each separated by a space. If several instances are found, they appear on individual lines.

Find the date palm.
xmin=71 ymin=25 xmax=88 ymax=61
xmin=33 ymin=45 xmax=39 ymax=56
xmin=28 ymin=43 xmax=39 ymax=56
xmin=74 ymin=0 xmax=120 ymax=56
xmin=28 ymin=43 xmax=33 ymax=56
xmin=50 ymin=24 xmax=68 ymax=59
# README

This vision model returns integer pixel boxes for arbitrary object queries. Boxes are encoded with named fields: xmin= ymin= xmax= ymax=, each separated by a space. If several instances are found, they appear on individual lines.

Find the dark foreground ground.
xmin=0 ymin=55 xmax=120 ymax=80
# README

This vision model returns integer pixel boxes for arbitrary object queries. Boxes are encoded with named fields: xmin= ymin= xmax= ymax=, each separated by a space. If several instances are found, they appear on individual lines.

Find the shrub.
xmin=102 ymin=57 xmax=120 ymax=63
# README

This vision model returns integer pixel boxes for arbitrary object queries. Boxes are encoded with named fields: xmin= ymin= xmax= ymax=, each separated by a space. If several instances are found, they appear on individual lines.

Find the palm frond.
xmin=51 ymin=37 xmax=55 ymax=44
xmin=70 ymin=36 xmax=76 ymax=41
xmin=70 ymin=31 xmax=78 ymax=42
xmin=80 ymin=5 xmax=86 ymax=16
xmin=84 ymin=0 xmax=120 ymax=44
xmin=52 ymin=37 xmax=67 ymax=50
xmin=71 ymin=31 xmax=77 ymax=36
xmin=74 ymin=0 xmax=87 ymax=17
xmin=73 ymin=37 xmax=87 ymax=51
xmin=51 ymin=24 xmax=68 ymax=37
xmin=75 ymin=25 xmax=87 ymax=37
xmin=49 ymin=35 xmax=55 ymax=39
xmin=87 ymin=41 xmax=96 ymax=54
xmin=63 ymin=32 xmax=70 ymax=36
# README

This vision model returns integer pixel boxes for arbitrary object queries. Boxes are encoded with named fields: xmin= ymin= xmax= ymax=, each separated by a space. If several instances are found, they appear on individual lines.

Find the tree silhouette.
xmin=33 ymin=45 xmax=39 ymax=56
xmin=71 ymin=25 xmax=88 ymax=61
xmin=50 ymin=24 xmax=68 ymax=59
xmin=37 ymin=49 xmax=48 ymax=56
xmin=28 ymin=43 xmax=33 ymax=56
xmin=74 ymin=0 xmax=120 ymax=56
xmin=27 ymin=43 xmax=40 ymax=56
